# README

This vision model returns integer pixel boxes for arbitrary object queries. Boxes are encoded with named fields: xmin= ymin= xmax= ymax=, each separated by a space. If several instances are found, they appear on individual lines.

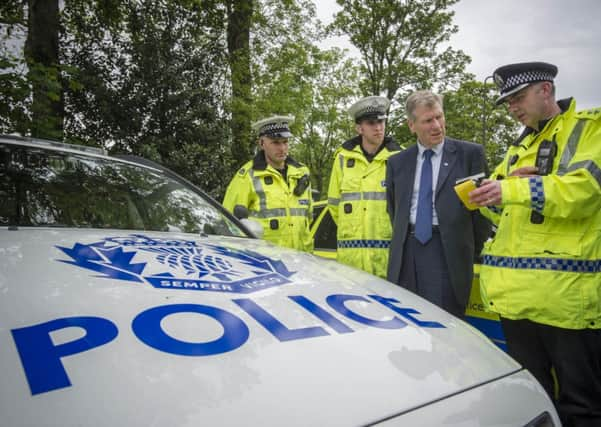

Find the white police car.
xmin=0 ymin=135 xmax=559 ymax=426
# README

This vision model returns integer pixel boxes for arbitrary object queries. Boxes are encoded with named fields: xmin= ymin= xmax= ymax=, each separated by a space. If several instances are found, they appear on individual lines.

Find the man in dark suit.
xmin=386 ymin=90 xmax=491 ymax=316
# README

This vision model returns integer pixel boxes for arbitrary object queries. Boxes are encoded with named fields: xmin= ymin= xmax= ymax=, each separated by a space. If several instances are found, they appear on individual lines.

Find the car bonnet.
xmin=0 ymin=229 xmax=519 ymax=427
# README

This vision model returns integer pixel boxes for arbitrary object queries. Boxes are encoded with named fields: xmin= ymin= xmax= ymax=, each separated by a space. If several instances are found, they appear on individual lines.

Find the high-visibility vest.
xmin=327 ymin=136 xmax=401 ymax=278
xmin=223 ymin=152 xmax=313 ymax=252
xmin=480 ymin=98 xmax=601 ymax=330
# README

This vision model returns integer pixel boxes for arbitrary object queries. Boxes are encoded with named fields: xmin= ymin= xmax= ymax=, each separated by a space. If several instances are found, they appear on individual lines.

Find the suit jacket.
xmin=385 ymin=137 xmax=491 ymax=307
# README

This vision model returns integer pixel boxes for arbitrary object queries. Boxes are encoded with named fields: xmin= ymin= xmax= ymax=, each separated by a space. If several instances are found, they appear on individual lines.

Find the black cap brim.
xmin=264 ymin=131 xmax=292 ymax=138
xmin=356 ymin=113 xmax=388 ymax=123
xmin=495 ymin=82 xmax=531 ymax=105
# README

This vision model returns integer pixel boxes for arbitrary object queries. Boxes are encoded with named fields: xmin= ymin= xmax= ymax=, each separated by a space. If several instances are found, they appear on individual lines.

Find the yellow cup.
xmin=454 ymin=180 xmax=479 ymax=210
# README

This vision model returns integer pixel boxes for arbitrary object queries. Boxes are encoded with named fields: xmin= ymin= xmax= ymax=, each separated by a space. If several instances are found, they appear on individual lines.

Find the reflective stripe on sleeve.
xmin=559 ymin=160 xmax=601 ymax=188
xmin=528 ymin=176 xmax=545 ymax=213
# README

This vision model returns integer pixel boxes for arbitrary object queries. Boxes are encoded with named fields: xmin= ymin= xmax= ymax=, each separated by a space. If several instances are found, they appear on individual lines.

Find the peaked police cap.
xmin=492 ymin=61 xmax=558 ymax=105
xmin=348 ymin=96 xmax=390 ymax=123
xmin=252 ymin=115 xmax=294 ymax=138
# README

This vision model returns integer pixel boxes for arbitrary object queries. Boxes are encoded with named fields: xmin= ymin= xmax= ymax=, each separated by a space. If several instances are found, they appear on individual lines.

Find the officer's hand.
xmin=469 ymin=179 xmax=502 ymax=207
xmin=509 ymin=166 xmax=538 ymax=177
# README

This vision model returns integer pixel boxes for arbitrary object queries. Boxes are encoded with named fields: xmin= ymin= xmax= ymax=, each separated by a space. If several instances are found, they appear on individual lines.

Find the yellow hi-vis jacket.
xmin=223 ymin=152 xmax=313 ymax=252
xmin=480 ymin=98 xmax=601 ymax=330
xmin=327 ymin=136 xmax=402 ymax=278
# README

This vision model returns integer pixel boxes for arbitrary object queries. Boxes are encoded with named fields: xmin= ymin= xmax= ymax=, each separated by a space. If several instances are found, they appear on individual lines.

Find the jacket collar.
xmin=341 ymin=135 xmax=401 ymax=152
xmin=252 ymin=150 xmax=301 ymax=171
xmin=512 ymin=97 xmax=574 ymax=146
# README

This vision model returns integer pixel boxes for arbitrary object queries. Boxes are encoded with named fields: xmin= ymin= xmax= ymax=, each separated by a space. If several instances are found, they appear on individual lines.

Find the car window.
xmin=0 ymin=143 xmax=245 ymax=237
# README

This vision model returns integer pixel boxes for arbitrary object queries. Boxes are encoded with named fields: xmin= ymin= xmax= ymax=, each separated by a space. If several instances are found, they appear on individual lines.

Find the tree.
xmin=250 ymin=0 xmax=361 ymax=196
xmin=330 ymin=0 xmax=472 ymax=147
xmin=25 ymin=0 xmax=63 ymax=139
xmin=443 ymin=80 xmax=519 ymax=167
xmin=1 ymin=0 xmax=63 ymax=137
xmin=226 ymin=0 xmax=253 ymax=167
xmin=330 ymin=0 xmax=469 ymax=98
xmin=0 ymin=1 xmax=30 ymax=135
xmin=61 ymin=0 xmax=231 ymax=198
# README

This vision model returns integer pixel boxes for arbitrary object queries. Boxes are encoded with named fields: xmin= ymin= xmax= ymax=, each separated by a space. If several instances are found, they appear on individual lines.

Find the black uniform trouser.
xmin=501 ymin=318 xmax=601 ymax=427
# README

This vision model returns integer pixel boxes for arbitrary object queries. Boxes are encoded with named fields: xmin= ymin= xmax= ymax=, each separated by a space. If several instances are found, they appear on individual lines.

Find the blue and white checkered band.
xmin=496 ymin=70 xmax=556 ymax=93
xmin=337 ymin=239 xmax=390 ymax=249
xmin=259 ymin=122 xmax=290 ymax=137
xmin=483 ymin=255 xmax=601 ymax=273
xmin=529 ymin=176 xmax=545 ymax=213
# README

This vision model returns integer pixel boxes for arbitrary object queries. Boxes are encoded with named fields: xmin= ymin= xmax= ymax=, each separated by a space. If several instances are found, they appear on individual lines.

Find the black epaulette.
xmin=511 ymin=127 xmax=535 ymax=146
xmin=341 ymin=135 xmax=362 ymax=150
xmin=252 ymin=151 xmax=268 ymax=170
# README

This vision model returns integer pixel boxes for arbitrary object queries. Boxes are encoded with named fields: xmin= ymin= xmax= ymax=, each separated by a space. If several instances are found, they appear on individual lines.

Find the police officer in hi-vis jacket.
xmin=223 ymin=115 xmax=313 ymax=252
xmin=327 ymin=96 xmax=402 ymax=278
xmin=469 ymin=62 xmax=601 ymax=427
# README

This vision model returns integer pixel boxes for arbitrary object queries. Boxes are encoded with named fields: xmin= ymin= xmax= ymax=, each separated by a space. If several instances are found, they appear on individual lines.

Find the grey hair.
xmin=405 ymin=90 xmax=444 ymax=121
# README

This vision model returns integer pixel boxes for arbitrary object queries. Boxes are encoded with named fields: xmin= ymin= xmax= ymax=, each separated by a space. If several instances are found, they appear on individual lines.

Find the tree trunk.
xmin=25 ymin=0 xmax=63 ymax=139
xmin=226 ymin=0 xmax=253 ymax=167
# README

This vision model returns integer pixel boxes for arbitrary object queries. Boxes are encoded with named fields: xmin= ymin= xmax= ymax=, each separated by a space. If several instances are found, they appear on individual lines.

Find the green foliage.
xmin=330 ymin=0 xmax=472 ymax=149
xmin=330 ymin=0 xmax=469 ymax=99
xmin=26 ymin=62 xmax=64 ymax=140
xmin=0 ymin=53 xmax=29 ymax=135
xmin=0 ymin=0 xmax=25 ymax=27
xmin=226 ymin=0 xmax=253 ymax=169
xmin=1 ymin=0 xmax=64 ymax=138
xmin=60 ymin=0 xmax=231 ymax=198
xmin=250 ymin=0 xmax=360 ymax=197
xmin=0 ymin=0 xmax=521 ymax=200
xmin=443 ymin=80 xmax=519 ymax=167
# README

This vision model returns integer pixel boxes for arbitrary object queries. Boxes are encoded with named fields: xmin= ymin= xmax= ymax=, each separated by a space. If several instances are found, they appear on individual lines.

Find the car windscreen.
xmin=0 ymin=143 xmax=246 ymax=237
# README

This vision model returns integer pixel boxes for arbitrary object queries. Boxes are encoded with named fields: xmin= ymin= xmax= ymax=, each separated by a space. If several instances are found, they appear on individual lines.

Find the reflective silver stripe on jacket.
xmin=250 ymin=207 xmax=308 ymax=218
xmin=340 ymin=191 xmax=386 ymax=201
xmin=556 ymin=119 xmax=601 ymax=187
xmin=328 ymin=197 xmax=340 ymax=206
xmin=250 ymin=170 xmax=268 ymax=212
xmin=251 ymin=208 xmax=287 ymax=218
xmin=362 ymin=191 xmax=386 ymax=200
xmin=562 ymin=160 xmax=601 ymax=188
xmin=289 ymin=208 xmax=308 ymax=217
xmin=557 ymin=119 xmax=585 ymax=174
